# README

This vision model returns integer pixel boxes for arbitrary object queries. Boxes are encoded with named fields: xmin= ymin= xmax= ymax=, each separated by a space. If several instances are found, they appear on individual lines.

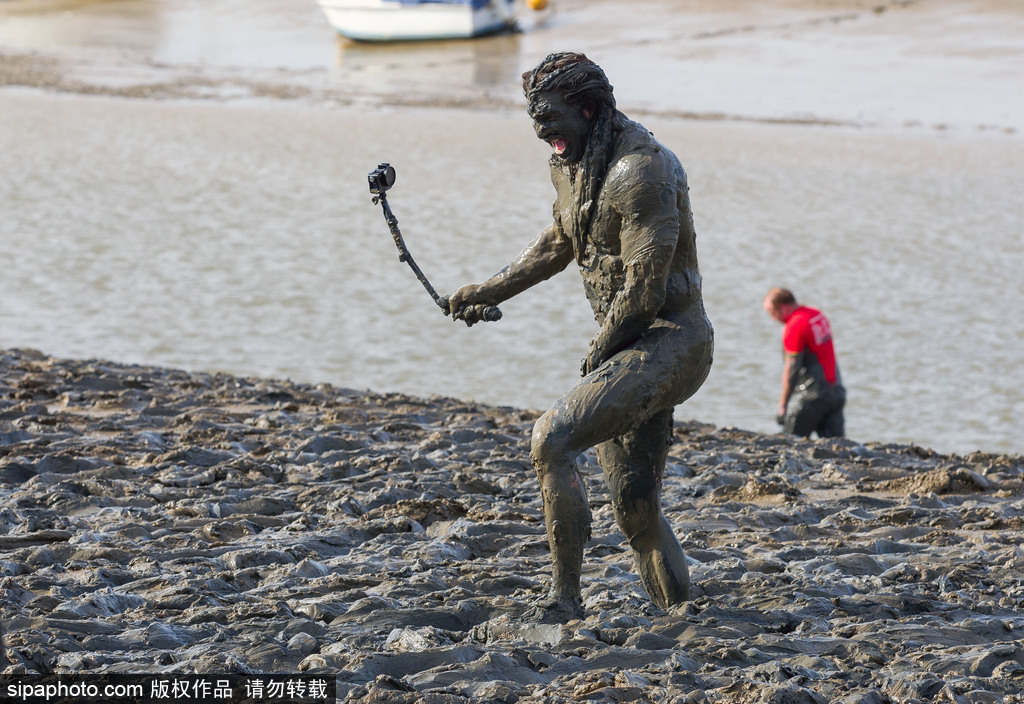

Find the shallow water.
xmin=1 ymin=0 xmax=1022 ymax=455
xmin=3 ymin=92 xmax=1021 ymax=454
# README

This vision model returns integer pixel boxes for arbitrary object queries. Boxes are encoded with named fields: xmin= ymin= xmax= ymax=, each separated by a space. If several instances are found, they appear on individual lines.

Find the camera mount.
xmin=368 ymin=163 xmax=501 ymax=324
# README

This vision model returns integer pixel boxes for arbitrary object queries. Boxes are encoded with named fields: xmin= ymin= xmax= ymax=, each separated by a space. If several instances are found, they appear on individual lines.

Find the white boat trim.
xmin=316 ymin=0 xmax=517 ymax=42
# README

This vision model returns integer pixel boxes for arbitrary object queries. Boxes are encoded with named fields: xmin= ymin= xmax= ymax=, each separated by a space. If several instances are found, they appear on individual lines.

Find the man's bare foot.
xmin=521 ymin=595 xmax=583 ymax=624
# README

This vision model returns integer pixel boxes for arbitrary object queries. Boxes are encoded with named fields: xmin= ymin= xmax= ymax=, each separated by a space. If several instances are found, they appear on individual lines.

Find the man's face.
xmin=528 ymin=90 xmax=593 ymax=164
xmin=763 ymin=300 xmax=790 ymax=323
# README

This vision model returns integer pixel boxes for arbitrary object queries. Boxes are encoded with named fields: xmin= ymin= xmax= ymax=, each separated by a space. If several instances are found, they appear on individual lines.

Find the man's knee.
xmin=531 ymin=410 xmax=575 ymax=474
xmin=603 ymin=461 xmax=658 ymax=539
xmin=606 ymin=458 xmax=658 ymax=505
xmin=613 ymin=494 xmax=661 ymax=547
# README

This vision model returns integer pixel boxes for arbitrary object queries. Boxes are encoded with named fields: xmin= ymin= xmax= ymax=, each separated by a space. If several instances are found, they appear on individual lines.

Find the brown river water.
xmin=1 ymin=0 xmax=1022 ymax=454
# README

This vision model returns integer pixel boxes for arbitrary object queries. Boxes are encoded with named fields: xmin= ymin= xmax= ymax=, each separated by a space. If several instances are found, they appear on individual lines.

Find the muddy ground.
xmin=1 ymin=349 xmax=1023 ymax=703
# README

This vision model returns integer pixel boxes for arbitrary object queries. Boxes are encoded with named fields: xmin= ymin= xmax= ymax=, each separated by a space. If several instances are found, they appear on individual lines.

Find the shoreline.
xmin=2 ymin=348 xmax=1022 ymax=702
xmin=2 ymin=0 xmax=1023 ymax=136
xmin=1 ymin=49 xmax=1019 ymax=139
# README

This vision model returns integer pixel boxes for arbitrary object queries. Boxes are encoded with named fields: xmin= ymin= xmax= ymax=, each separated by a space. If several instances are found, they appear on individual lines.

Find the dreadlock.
xmin=523 ymin=53 xmax=624 ymax=263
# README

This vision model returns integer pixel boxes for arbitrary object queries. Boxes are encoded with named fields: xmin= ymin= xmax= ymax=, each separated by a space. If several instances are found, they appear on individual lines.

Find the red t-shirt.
xmin=783 ymin=306 xmax=838 ymax=384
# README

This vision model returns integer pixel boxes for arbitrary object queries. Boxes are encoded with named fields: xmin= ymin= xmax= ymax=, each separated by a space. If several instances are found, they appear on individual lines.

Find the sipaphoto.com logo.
xmin=5 ymin=678 xmax=142 ymax=703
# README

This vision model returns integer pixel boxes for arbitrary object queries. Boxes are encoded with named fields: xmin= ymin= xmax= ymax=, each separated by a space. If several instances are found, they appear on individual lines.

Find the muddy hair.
xmin=523 ymin=52 xmax=624 ymax=263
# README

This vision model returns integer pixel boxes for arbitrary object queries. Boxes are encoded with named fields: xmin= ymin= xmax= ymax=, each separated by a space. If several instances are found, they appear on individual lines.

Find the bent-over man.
xmin=762 ymin=287 xmax=845 ymax=438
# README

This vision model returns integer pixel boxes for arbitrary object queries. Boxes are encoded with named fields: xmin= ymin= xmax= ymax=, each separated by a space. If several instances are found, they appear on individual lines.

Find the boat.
xmin=315 ymin=0 xmax=520 ymax=42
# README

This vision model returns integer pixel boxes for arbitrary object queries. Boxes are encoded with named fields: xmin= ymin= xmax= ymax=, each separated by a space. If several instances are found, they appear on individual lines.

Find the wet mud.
xmin=2 ymin=348 xmax=1023 ymax=702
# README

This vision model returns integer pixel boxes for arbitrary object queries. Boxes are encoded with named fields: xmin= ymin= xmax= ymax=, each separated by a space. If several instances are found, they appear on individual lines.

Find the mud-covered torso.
xmin=551 ymin=120 xmax=703 ymax=325
xmin=577 ymin=249 xmax=626 ymax=321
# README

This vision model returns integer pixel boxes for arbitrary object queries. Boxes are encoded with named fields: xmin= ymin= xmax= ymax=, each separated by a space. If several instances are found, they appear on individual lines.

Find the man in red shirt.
xmin=762 ymin=287 xmax=845 ymax=438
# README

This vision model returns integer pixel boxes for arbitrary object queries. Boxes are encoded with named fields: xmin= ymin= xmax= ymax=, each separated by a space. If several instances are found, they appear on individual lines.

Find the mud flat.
xmin=1 ymin=348 xmax=1023 ymax=703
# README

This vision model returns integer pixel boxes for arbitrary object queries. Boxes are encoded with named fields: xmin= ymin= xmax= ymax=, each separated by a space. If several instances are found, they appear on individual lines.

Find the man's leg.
xmin=596 ymin=409 xmax=690 ymax=608
xmin=818 ymin=386 xmax=846 ymax=438
xmin=785 ymin=394 xmax=823 ymax=438
xmin=529 ymin=404 xmax=595 ymax=621
xmin=529 ymin=315 xmax=711 ymax=619
xmin=529 ymin=408 xmax=593 ymax=620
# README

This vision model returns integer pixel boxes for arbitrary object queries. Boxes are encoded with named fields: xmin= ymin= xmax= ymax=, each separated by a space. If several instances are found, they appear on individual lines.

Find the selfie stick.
xmin=368 ymin=163 xmax=501 ymax=323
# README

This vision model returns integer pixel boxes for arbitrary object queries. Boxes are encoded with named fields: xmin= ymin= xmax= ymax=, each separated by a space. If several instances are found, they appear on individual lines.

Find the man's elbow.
xmin=637 ymin=285 xmax=668 ymax=320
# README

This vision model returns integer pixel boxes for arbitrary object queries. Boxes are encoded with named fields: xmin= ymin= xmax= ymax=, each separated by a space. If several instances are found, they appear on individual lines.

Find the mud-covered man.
xmin=448 ymin=53 xmax=714 ymax=622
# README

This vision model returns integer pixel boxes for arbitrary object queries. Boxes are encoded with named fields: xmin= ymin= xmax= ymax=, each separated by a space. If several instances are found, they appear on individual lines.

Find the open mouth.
xmin=550 ymin=138 xmax=568 ymax=156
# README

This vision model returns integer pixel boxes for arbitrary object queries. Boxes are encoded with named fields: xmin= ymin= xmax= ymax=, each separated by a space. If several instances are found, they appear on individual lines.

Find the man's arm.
xmin=583 ymin=153 xmax=678 ymax=373
xmin=778 ymin=315 xmax=809 ymax=420
xmin=448 ymin=222 xmax=573 ymax=323
xmin=777 ymin=353 xmax=799 ymax=420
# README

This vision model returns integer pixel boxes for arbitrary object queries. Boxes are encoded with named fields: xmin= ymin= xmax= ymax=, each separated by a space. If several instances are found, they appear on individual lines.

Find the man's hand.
xmin=448 ymin=284 xmax=489 ymax=327
xmin=580 ymin=340 xmax=608 ymax=376
xmin=776 ymin=403 xmax=787 ymax=426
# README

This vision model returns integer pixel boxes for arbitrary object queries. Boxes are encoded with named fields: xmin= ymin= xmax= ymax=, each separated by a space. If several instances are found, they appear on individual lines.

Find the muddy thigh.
xmin=538 ymin=311 xmax=713 ymax=454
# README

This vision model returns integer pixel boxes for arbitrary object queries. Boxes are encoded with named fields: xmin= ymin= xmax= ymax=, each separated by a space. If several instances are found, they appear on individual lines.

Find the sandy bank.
xmin=1 ymin=348 xmax=1023 ymax=702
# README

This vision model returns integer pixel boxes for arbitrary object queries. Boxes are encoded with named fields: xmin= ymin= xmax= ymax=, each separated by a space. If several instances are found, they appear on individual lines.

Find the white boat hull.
xmin=316 ymin=0 xmax=516 ymax=42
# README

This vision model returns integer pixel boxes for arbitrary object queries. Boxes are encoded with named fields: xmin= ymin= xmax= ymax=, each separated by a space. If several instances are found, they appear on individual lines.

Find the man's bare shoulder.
xmin=605 ymin=126 xmax=685 ymax=204
xmin=607 ymin=148 xmax=672 ymax=182
xmin=602 ymin=143 xmax=684 ymax=214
